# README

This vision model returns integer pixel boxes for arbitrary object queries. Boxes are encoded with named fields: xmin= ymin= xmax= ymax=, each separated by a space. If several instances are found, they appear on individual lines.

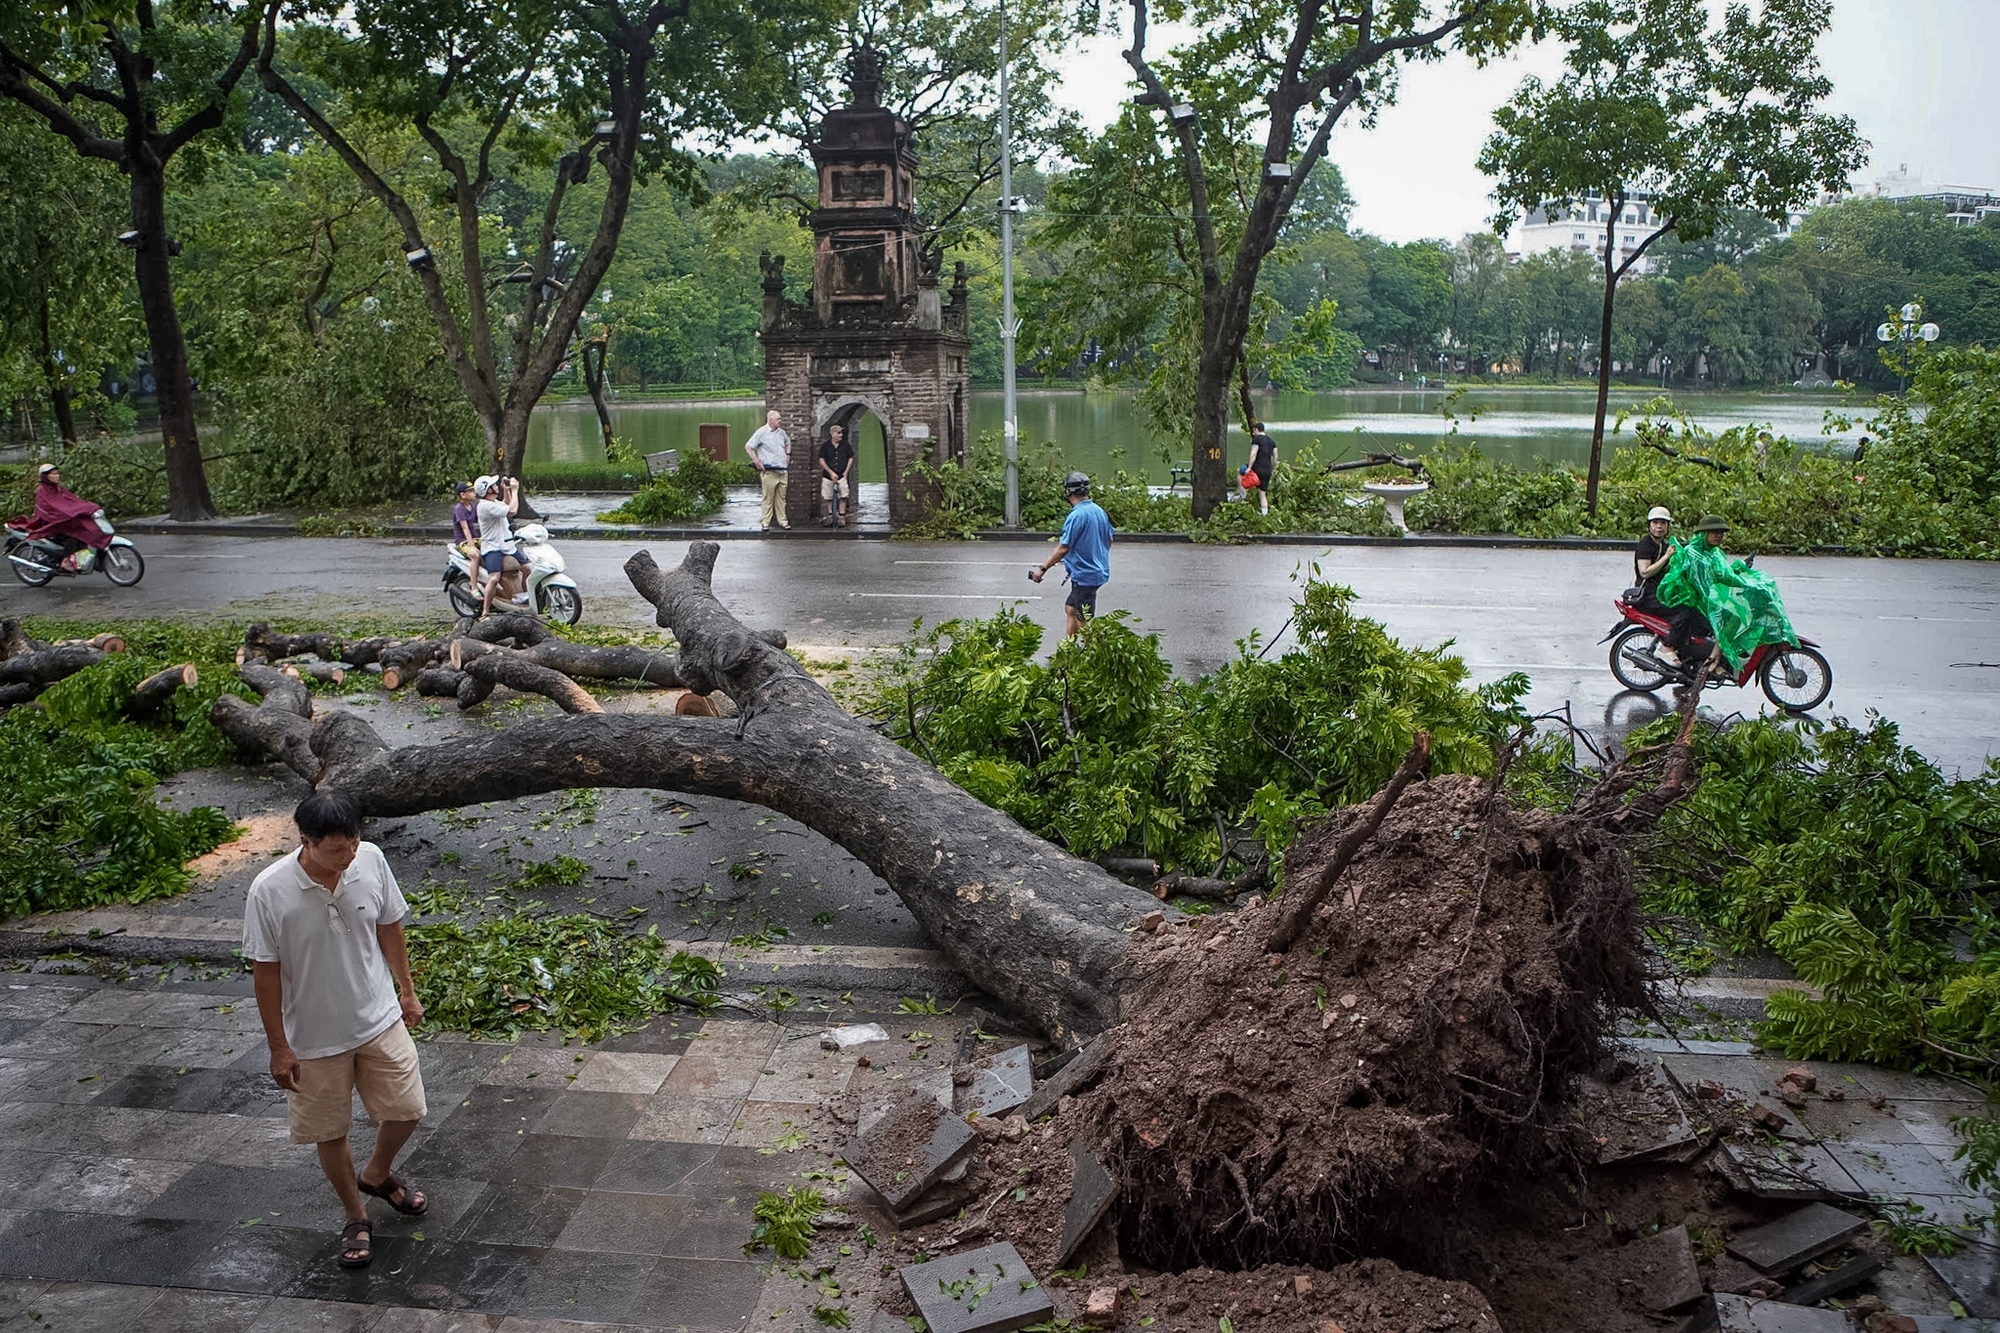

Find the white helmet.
xmin=514 ymin=523 xmax=549 ymax=545
xmin=1646 ymin=505 xmax=1673 ymax=522
xmin=474 ymin=474 xmax=500 ymax=496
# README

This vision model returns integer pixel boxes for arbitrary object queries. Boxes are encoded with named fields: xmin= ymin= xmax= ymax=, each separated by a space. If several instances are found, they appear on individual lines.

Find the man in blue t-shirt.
xmin=1029 ymin=470 xmax=1113 ymax=638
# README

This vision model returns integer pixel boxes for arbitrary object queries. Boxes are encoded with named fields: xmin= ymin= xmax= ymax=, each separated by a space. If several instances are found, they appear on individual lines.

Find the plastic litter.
xmin=820 ymin=1022 xmax=890 ymax=1049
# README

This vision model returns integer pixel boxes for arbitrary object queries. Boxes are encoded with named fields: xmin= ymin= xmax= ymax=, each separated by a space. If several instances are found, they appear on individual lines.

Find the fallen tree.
xmin=212 ymin=542 xmax=1166 ymax=1041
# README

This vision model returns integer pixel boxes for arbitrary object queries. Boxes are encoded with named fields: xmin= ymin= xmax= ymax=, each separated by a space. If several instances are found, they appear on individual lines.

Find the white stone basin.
xmin=1361 ymin=479 xmax=1430 ymax=532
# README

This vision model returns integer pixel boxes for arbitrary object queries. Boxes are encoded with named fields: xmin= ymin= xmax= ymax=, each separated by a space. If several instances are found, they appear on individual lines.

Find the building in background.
xmin=1505 ymin=190 xmax=1670 ymax=273
xmin=1862 ymin=165 xmax=2000 ymax=225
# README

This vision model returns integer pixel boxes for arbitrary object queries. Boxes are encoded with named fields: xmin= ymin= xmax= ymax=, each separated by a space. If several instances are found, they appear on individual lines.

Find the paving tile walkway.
xmin=0 ymin=973 xmax=870 ymax=1331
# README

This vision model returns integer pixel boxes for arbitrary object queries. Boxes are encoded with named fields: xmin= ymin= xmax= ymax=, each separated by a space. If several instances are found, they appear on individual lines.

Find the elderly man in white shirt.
xmin=245 ymin=789 xmax=428 ymax=1272
xmin=745 ymin=408 xmax=793 ymax=531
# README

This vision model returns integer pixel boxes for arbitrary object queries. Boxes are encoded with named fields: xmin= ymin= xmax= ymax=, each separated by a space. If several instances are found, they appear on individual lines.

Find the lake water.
xmin=527 ymin=386 xmax=1866 ymax=485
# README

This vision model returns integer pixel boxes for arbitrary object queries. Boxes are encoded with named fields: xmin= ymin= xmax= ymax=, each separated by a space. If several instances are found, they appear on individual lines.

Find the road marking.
xmin=1363 ymin=602 xmax=1538 ymax=612
xmin=1877 ymin=616 xmax=1987 ymax=623
xmin=374 ymin=586 xmax=442 ymax=592
xmin=142 ymin=553 xmax=264 ymax=559
xmin=893 ymin=560 xmax=1043 ymax=565
xmin=849 ymin=592 xmax=1044 ymax=600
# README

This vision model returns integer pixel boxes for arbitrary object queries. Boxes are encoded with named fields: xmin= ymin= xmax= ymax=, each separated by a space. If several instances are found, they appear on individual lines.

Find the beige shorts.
xmin=820 ymin=477 xmax=850 ymax=500
xmin=289 ymin=1021 xmax=427 ymax=1143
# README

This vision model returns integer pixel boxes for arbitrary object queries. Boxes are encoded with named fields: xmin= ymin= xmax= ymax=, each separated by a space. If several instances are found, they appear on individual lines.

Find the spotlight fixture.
xmin=595 ymin=118 xmax=617 ymax=137
xmin=1168 ymin=104 xmax=1196 ymax=124
xmin=404 ymin=245 xmax=436 ymax=273
xmin=1263 ymin=162 xmax=1293 ymax=180
xmin=116 ymin=230 xmax=142 ymax=249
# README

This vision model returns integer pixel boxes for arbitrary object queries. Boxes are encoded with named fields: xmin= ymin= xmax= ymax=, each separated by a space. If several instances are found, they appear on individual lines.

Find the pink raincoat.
xmin=29 ymin=477 xmax=111 ymax=550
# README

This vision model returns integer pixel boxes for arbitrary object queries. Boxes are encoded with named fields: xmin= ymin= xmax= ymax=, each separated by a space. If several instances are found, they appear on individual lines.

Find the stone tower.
xmin=759 ymin=45 xmax=973 ymax=529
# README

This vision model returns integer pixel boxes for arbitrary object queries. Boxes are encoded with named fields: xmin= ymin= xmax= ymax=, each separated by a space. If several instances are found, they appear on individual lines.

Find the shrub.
xmin=852 ymin=579 xmax=1528 ymax=875
xmin=597 ymin=450 xmax=750 ymax=524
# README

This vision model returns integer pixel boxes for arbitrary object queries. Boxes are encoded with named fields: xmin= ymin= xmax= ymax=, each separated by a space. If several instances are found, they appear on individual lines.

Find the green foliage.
xmin=295 ymin=514 xmax=391 ymax=538
xmin=1951 ymin=1113 xmax=2000 ymax=1192
xmin=853 ymin=578 xmax=1521 ymax=873
xmin=1399 ymin=394 xmax=1999 ymax=557
xmin=1635 ymin=712 xmax=2000 ymax=1074
xmin=0 ymin=622 xmax=261 ymax=918
xmin=404 ymin=883 xmax=721 ymax=1041
xmin=597 ymin=451 xmax=751 ymax=524
xmin=745 ymin=1187 xmax=826 ymax=1260
xmin=521 ymin=460 xmax=646 ymax=491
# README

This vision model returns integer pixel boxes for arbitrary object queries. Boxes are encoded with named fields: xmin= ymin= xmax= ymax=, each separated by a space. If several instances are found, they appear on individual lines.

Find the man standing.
xmin=246 ymin=790 xmax=428 ymax=1271
xmin=746 ymin=409 xmax=792 ymax=531
xmin=818 ymin=422 xmax=856 ymax=527
xmin=1029 ymin=470 xmax=1113 ymax=638
xmin=1240 ymin=421 xmax=1277 ymax=515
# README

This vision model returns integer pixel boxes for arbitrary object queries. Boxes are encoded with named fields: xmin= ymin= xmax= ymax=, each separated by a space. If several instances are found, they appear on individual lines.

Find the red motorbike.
xmin=1603 ymin=596 xmax=1833 ymax=713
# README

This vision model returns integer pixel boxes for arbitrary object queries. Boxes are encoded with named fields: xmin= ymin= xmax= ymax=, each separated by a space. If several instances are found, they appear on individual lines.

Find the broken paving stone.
xmin=1583 ymin=1074 xmax=1702 ymax=1166
xmin=846 ymin=1089 xmax=979 ymax=1211
xmin=1712 ymin=1293 xmax=1850 ymax=1332
xmin=1777 ymin=1254 xmax=1881 ymax=1307
xmin=1726 ymin=1203 xmax=1867 ymax=1275
xmin=900 ymin=1242 xmax=1053 ymax=1333
xmin=1626 ymin=1224 xmax=1704 ymax=1312
xmin=889 ymin=1175 xmax=984 ymax=1230
xmin=1698 ymin=1079 xmax=1728 ymax=1100
xmin=1056 ymin=1140 xmax=1120 ymax=1268
xmin=1718 ymin=1138 xmax=1867 ymax=1201
xmin=1751 ymin=1103 xmax=1792 ymax=1132
xmin=962 ymin=1044 xmax=1033 ymax=1119
xmin=1781 ymin=1068 xmax=1816 ymax=1093
xmin=1293 ymin=1275 xmax=1312 ymax=1296
xmin=1018 ymin=1035 xmax=1109 ymax=1123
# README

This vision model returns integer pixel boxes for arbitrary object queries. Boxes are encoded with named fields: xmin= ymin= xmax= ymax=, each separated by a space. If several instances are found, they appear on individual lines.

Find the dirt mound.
xmin=1071 ymin=773 xmax=1651 ymax=1269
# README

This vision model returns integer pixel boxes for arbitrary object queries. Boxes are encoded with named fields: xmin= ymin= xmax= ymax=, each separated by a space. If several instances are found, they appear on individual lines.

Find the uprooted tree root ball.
xmin=1087 ymin=773 xmax=1652 ymax=1270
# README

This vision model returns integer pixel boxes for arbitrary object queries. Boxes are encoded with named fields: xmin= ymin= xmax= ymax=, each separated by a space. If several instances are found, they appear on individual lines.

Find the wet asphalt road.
xmin=5 ymin=533 xmax=1997 ymax=773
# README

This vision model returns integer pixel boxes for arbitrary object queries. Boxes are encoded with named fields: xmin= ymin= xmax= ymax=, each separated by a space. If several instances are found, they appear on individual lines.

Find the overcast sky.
xmin=1043 ymin=0 xmax=2000 ymax=243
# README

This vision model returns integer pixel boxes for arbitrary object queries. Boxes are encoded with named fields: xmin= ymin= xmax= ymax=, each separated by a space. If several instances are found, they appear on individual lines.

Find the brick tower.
xmin=758 ymin=45 xmax=972 ymax=529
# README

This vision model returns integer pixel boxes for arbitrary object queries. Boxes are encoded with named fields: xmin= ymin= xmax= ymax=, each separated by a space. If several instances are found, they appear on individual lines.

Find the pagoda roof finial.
xmin=847 ymin=43 xmax=883 ymax=109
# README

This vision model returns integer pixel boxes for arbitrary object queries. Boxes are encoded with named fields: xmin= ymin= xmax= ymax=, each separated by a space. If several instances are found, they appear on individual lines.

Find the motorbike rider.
xmin=450 ymin=481 xmax=480 ymax=559
xmin=1630 ymin=505 xmax=1710 ymax=668
xmin=474 ymin=476 xmax=528 ymax=616
xmin=28 ymin=463 xmax=112 ymax=572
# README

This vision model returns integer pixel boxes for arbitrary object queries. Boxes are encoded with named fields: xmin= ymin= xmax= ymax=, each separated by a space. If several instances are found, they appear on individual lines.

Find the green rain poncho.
xmin=1658 ymin=538 xmax=1798 ymax=670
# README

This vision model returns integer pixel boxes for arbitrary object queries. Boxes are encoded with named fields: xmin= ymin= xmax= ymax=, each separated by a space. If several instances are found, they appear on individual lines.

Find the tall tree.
xmin=1479 ymin=0 xmax=1865 ymax=514
xmin=0 ymin=1 xmax=264 ymax=518
xmin=1119 ymin=0 xmax=1535 ymax=517
xmin=257 ymin=0 xmax=834 ymax=506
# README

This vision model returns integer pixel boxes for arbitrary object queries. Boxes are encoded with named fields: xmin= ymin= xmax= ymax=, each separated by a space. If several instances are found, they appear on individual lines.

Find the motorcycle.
xmin=5 ymin=511 xmax=145 ymax=588
xmin=1603 ymin=594 xmax=1832 ymax=713
xmin=443 ymin=524 xmax=582 ymax=625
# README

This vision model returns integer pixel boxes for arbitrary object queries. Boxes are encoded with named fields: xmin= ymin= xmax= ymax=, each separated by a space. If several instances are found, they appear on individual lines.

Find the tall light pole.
xmin=1876 ymin=300 xmax=1939 ymax=394
xmin=998 ymin=0 xmax=1020 ymax=527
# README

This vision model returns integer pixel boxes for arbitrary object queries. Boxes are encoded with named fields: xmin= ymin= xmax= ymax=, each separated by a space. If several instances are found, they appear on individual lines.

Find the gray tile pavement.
xmin=0 ymin=974 xmax=854 ymax=1330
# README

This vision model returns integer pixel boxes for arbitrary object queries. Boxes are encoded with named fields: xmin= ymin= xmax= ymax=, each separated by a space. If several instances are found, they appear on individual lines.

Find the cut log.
xmin=451 ymin=632 xmax=683 ymax=688
xmin=1151 ymin=863 xmax=1268 ymax=902
xmin=288 ymin=661 xmax=347 ymax=686
xmin=456 ymin=652 xmax=603 ymax=714
xmin=130 ymin=664 xmax=198 ymax=716
xmin=413 ymin=667 xmax=466 ymax=698
xmin=0 ymin=644 xmax=105 ymax=692
xmin=453 ymin=613 xmax=557 ymax=648
xmin=242 ymin=625 xmax=342 ymax=664
xmin=342 ymin=636 xmax=402 ymax=668
xmin=238 ymin=662 xmax=313 ymax=719
xmin=211 ymin=693 xmax=318 ymax=782
xmin=379 ymin=640 xmax=446 ymax=691
xmin=53 ymin=633 xmax=126 ymax=654
xmin=0 ymin=618 xmax=34 ymax=661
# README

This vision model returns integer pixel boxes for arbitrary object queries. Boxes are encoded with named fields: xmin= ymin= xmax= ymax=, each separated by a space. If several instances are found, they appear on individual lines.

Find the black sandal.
xmin=338 ymin=1219 xmax=373 ymax=1269
xmin=357 ymin=1172 xmax=428 ymax=1215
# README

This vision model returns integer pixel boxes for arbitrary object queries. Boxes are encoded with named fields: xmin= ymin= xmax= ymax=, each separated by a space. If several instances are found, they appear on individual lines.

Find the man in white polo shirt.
xmin=744 ymin=408 xmax=793 ymax=531
xmin=245 ymin=789 xmax=427 ymax=1270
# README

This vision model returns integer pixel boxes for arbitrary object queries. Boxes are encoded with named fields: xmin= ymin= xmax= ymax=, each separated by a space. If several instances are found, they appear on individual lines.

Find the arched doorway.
xmin=814 ymin=395 xmax=892 ymax=526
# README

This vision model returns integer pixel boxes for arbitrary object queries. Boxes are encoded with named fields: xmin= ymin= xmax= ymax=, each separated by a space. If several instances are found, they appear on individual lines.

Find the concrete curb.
xmin=108 ymin=517 xmax=1853 ymax=555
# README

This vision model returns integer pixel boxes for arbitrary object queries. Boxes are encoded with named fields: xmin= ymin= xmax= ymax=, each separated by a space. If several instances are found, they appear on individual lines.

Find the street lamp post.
xmin=997 ymin=0 xmax=1021 ymax=528
xmin=1876 ymin=300 xmax=1939 ymax=394
xmin=1660 ymin=355 xmax=1671 ymax=389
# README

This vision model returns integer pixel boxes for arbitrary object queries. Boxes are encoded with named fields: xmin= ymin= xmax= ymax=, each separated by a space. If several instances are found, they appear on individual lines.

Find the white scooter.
xmin=443 ymin=524 xmax=583 ymax=624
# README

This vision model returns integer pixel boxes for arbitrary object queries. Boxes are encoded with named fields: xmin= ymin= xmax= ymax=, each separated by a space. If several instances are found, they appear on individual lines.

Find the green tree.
xmin=256 ymin=0 xmax=837 ymax=507
xmin=1110 ymin=0 xmax=1534 ymax=518
xmin=0 ymin=0 xmax=266 ymax=518
xmin=1480 ymin=0 xmax=1865 ymax=513
xmin=0 ymin=107 xmax=140 ymax=445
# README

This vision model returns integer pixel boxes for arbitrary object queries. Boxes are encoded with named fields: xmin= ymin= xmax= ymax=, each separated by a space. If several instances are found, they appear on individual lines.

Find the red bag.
xmin=1239 ymin=466 xmax=1260 ymax=489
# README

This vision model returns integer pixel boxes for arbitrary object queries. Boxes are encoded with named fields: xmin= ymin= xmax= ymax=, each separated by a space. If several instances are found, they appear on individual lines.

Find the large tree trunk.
xmin=129 ymin=158 xmax=216 ymax=522
xmin=216 ymin=543 xmax=1164 ymax=1042
xmin=1189 ymin=345 xmax=1234 ymax=520
xmin=1587 ymin=217 xmax=1619 ymax=517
